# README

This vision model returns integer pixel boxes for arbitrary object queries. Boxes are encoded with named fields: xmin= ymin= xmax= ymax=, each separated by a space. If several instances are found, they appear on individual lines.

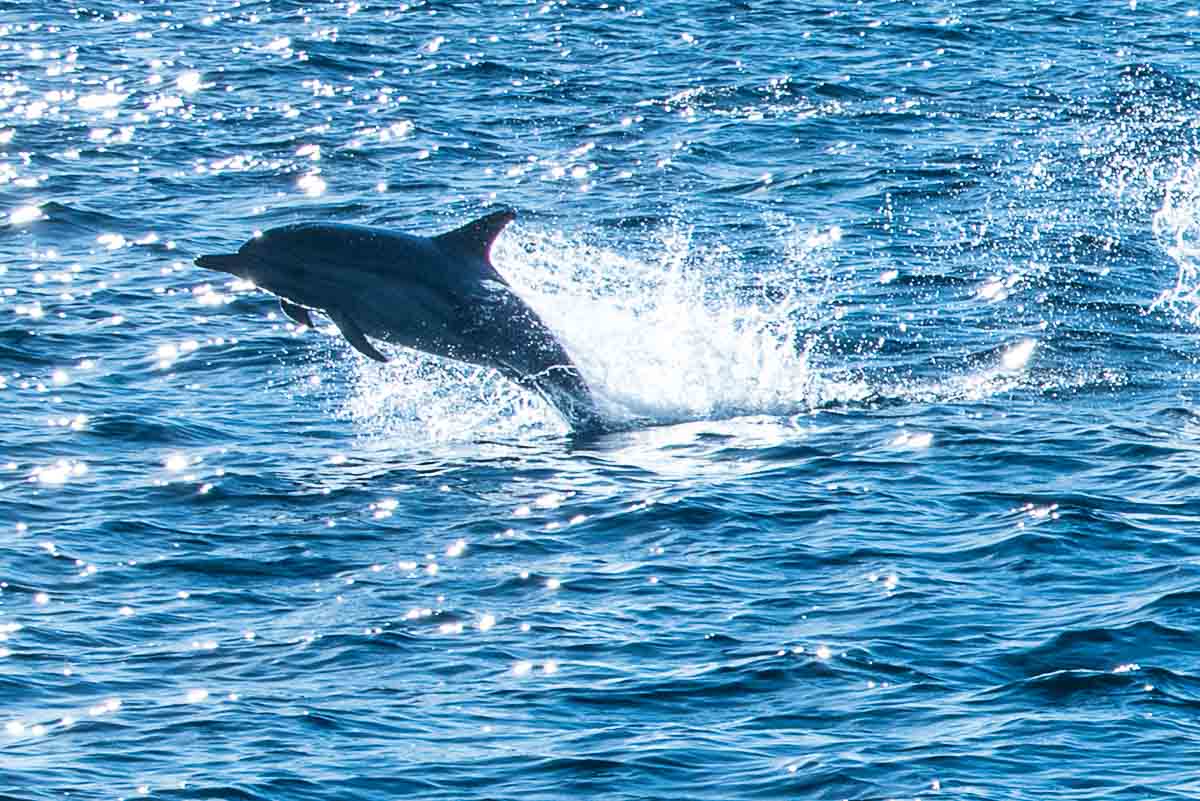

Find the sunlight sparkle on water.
xmin=89 ymin=698 xmax=123 ymax=717
xmin=297 ymin=173 xmax=326 ymax=196
xmin=890 ymin=431 xmax=933 ymax=450
xmin=175 ymin=71 xmax=202 ymax=93
xmin=1001 ymin=339 xmax=1037 ymax=371
xmin=77 ymin=92 xmax=126 ymax=111
xmin=8 ymin=205 xmax=44 ymax=225
xmin=534 ymin=492 xmax=563 ymax=509
xmin=97 ymin=233 xmax=127 ymax=251
xmin=32 ymin=460 xmax=87 ymax=485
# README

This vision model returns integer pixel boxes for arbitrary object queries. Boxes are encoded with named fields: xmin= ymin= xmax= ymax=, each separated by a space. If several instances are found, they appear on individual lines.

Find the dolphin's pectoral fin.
xmin=329 ymin=310 xmax=388 ymax=363
xmin=279 ymin=300 xmax=314 ymax=328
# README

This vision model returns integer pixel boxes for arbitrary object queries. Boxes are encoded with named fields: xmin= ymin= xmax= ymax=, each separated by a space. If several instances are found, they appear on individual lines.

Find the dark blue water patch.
xmin=0 ymin=329 xmax=52 ymax=367
xmin=997 ymin=621 xmax=1200 ymax=678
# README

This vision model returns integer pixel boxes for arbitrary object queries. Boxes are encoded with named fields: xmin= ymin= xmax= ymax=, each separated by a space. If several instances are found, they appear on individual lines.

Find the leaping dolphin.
xmin=195 ymin=209 xmax=604 ymax=432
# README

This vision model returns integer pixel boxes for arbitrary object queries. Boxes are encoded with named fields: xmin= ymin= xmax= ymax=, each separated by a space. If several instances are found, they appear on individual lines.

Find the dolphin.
xmin=195 ymin=209 xmax=605 ymax=432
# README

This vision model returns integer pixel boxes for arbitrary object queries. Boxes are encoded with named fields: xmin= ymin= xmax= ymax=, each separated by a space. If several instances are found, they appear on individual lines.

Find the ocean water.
xmin=4 ymin=1 xmax=1200 ymax=798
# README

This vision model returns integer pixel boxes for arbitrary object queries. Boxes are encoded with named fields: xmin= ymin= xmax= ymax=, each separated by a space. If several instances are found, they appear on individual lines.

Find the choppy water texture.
xmin=4 ymin=2 xmax=1200 ymax=799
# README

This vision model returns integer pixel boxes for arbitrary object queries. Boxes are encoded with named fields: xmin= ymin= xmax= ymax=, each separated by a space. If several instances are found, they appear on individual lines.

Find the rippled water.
xmin=5 ymin=2 xmax=1200 ymax=799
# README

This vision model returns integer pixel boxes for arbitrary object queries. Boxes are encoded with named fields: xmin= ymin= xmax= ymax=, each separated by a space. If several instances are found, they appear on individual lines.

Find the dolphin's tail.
xmin=479 ymin=289 xmax=608 ymax=433
xmin=520 ymin=364 xmax=607 ymax=435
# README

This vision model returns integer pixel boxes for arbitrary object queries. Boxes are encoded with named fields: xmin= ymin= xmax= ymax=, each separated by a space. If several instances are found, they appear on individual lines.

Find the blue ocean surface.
xmin=4 ymin=1 xmax=1200 ymax=798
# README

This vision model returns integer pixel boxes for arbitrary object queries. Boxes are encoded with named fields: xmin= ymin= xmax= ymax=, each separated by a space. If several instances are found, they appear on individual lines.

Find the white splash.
xmin=1152 ymin=161 xmax=1200 ymax=323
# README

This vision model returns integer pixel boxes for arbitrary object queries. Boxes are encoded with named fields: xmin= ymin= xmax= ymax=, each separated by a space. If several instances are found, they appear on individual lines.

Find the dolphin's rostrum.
xmin=196 ymin=210 xmax=604 ymax=433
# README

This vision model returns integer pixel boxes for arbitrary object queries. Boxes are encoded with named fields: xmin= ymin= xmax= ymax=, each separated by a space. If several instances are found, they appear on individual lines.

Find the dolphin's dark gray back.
xmin=245 ymin=224 xmax=479 ymax=283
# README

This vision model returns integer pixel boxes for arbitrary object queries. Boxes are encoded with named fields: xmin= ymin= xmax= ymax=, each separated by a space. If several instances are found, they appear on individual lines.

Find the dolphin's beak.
xmin=195 ymin=253 xmax=250 ymax=278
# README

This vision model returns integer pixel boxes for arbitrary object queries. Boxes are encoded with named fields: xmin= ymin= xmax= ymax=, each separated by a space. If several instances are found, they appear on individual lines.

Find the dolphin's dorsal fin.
xmin=432 ymin=209 xmax=516 ymax=265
